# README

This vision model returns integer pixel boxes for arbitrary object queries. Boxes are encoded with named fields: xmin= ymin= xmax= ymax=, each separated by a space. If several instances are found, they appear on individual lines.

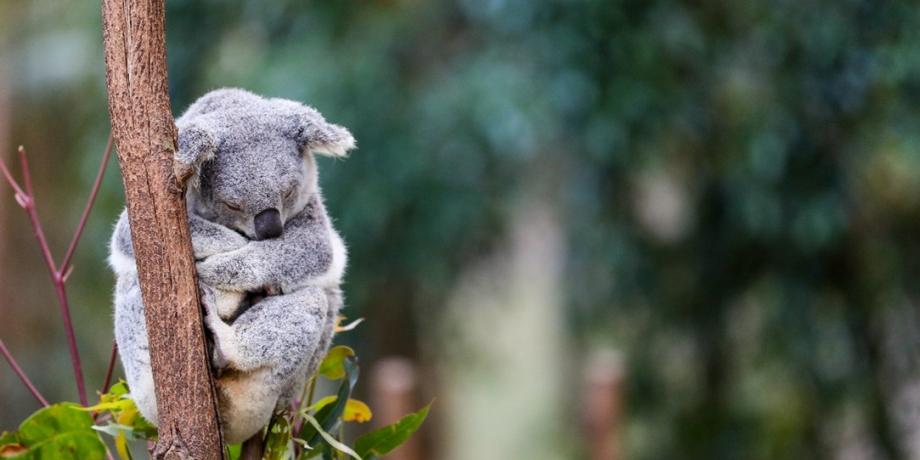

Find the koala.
xmin=109 ymin=88 xmax=354 ymax=443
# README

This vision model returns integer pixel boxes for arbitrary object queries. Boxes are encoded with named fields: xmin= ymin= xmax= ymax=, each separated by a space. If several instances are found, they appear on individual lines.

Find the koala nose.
xmin=254 ymin=208 xmax=283 ymax=240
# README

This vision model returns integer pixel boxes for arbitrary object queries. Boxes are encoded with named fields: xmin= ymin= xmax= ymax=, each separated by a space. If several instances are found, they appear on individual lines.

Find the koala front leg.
xmin=195 ymin=245 xmax=267 ymax=293
xmin=195 ymin=206 xmax=339 ymax=293
xmin=189 ymin=214 xmax=248 ymax=260
xmin=204 ymin=287 xmax=330 ymax=385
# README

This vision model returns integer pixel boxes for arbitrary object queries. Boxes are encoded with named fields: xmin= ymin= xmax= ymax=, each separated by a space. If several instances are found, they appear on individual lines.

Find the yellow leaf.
xmin=79 ymin=399 xmax=132 ymax=413
xmin=115 ymin=404 xmax=138 ymax=426
xmin=318 ymin=346 xmax=355 ymax=380
xmin=342 ymin=399 xmax=373 ymax=423
xmin=115 ymin=430 xmax=132 ymax=460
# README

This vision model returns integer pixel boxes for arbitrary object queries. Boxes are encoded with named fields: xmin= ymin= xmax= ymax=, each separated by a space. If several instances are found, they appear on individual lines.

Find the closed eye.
xmin=283 ymin=187 xmax=296 ymax=199
xmin=222 ymin=201 xmax=243 ymax=212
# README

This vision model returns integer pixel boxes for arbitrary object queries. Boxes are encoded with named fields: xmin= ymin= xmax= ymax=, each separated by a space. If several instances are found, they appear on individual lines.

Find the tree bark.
xmin=101 ymin=1 xmax=225 ymax=459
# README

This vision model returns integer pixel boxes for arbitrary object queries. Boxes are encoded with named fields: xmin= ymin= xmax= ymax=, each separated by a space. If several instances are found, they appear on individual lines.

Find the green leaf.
xmin=6 ymin=404 xmax=107 ymax=459
xmin=318 ymin=346 xmax=355 ymax=380
xmin=226 ymin=443 xmax=241 ymax=460
xmin=354 ymin=404 xmax=431 ymax=459
xmin=263 ymin=413 xmax=294 ymax=460
xmin=86 ymin=380 xmax=157 ymax=442
xmin=301 ymin=415 xmax=361 ymax=460
xmin=304 ymin=395 xmax=338 ymax=414
xmin=105 ymin=381 xmax=129 ymax=399
xmin=0 ymin=432 xmax=20 ymax=446
xmin=300 ymin=357 xmax=359 ymax=447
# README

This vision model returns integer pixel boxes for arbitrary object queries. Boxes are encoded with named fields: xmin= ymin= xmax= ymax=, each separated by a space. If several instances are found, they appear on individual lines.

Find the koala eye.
xmin=222 ymin=201 xmax=243 ymax=212
xmin=283 ymin=188 xmax=296 ymax=200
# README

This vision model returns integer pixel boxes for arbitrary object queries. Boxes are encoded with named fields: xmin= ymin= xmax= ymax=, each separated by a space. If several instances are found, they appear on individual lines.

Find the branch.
xmin=0 ymin=338 xmax=49 ymax=407
xmin=61 ymin=134 xmax=114 ymax=273
xmin=101 ymin=341 xmax=118 ymax=394
xmin=101 ymin=0 xmax=225 ymax=458
xmin=0 ymin=146 xmax=89 ymax=405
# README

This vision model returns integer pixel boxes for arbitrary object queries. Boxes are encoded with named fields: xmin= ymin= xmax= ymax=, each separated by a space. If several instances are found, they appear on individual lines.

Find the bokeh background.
xmin=3 ymin=0 xmax=920 ymax=459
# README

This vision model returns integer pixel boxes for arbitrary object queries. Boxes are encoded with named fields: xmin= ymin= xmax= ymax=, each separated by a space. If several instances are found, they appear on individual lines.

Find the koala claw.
xmin=211 ymin=343 xmax=230 ymax=378
xmin=197 ymin=251 xmax=260 ymax=291
xmin=201 ymin=287 xmax=238 ymax=370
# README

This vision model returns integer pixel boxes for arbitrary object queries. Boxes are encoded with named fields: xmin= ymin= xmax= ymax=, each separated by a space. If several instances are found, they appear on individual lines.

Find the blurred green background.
xmin=3 ymin=0 xmax=920 ymax=459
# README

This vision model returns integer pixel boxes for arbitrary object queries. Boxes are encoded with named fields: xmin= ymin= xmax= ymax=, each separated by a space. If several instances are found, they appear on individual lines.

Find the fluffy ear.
xmin=298 ymin=116 xmax=356 ymax=157
xmin=277 ymin=101 xmax=356 ymax=157
xmin=174 ymin=124 xmax=217 ymax=186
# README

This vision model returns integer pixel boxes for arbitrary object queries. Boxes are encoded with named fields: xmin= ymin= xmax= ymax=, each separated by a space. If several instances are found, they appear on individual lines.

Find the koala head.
xmin=174 ymin=88 xmax=355 ymax=240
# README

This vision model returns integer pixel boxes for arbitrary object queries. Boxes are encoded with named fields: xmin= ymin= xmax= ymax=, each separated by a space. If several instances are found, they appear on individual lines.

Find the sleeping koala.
xmin=109 ymin=88 xmax=354 ymax=443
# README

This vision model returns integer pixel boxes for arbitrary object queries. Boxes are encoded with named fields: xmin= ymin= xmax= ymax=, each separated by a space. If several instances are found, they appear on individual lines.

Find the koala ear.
xmin=288 ymin=106 xmax=356 ymax=158
xmin=174 ymin=124 xmax=217 ymax=186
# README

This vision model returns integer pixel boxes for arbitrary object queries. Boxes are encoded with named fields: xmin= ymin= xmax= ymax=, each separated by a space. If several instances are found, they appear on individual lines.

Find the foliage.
xmin=0 ymin=323 xmax=426 ymax=460
xmin=354 ymin=404 xmax=430 ymax=460
xmin=0 ymin=405 xmax=106 ymax=459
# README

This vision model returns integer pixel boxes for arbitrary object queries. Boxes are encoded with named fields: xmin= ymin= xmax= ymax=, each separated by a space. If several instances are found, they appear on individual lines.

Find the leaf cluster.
xmin=0 ymin=322 xmax=427 ymax=460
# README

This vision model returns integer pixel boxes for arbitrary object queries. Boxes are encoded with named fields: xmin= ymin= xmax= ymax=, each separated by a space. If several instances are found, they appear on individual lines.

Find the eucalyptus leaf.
xmin=226 ymin=443 xmax=241 ymax=460
xmin=4 ymin=404 xmax=106 ymax=459
xmin=318 ymin=346 xmax=355 ymax=380
xmin=300 ymin=357 xmax=359 ymax=447
xmin=263 ymin=413 xmax=294 ymax=460
xmin=354 ymin=403 xmax=430 ymax=459
xmin=342 ymin=399 xmax=372 ymax=423
xmin=302 ymin=415 xmax=361 ymax=460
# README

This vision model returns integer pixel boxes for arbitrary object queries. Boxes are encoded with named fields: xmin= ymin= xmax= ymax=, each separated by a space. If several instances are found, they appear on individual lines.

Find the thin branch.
xmin=61 ymin=134 xmax=114 ymax=273
xmin=0 ymin=338 xmax=49 ymax=407
xmin=101 ymin=341 xmax=118 ymax=394
xmin=51 ymin=285 xmax=87 ymax=405
xmin=0 ymin=150 xmax=25 ymax=198
xmin=16 ymin=147 xmax=58 ymax=278
xmin=1 ymin=146 xmax=90 ymax=405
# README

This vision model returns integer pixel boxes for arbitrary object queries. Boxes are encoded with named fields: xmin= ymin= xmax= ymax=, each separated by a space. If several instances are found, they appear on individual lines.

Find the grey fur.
xmin=109 ymin=88 xmax=353 ymax=443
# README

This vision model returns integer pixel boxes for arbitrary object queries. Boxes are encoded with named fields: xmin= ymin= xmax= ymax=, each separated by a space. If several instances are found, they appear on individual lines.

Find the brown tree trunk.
xmin=101 ymin=1 xmax=225 ymax=459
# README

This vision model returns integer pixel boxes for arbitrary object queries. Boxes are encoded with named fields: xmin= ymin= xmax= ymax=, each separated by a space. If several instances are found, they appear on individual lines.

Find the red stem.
xmin=0 ymin=152 xmax=25 ymax=198
xmin=0 ymin=338 xmax=49 ymax=407
xmin=16 ymin=147 xmax=59 ymax=274
xmin=1 ymin=138 xmax=112 ymax=407
xmin=101 ymin=341 xmax=118 ymax=394
xmin=61 ymin=134 xmax=114 ymax=273
xmin=16 ymin=147 xmax=88 ymax=406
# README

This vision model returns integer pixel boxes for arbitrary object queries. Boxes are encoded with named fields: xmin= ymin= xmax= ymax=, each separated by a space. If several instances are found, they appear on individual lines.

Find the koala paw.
xmin=211 ymin=340 xmax=230 ymax=378
xmin=201 ymin=287 xmax=238 ymax=373
xmin=196 ymin=250 xmax=259 ymax=291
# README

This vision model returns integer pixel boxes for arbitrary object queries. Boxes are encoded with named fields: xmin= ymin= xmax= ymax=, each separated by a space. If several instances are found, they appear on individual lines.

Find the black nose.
xmin=254 ymin=208 xmax=282 ymax=240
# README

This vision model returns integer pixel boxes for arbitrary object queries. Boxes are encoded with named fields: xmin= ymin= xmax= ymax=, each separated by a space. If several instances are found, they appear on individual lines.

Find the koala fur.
xmin=109 ymin=88 xmax=354 ymax=443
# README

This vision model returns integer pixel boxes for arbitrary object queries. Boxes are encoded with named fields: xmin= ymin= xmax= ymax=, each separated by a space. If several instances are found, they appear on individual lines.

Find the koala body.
xmin=109 ymin=88 xmax=354 ymax=443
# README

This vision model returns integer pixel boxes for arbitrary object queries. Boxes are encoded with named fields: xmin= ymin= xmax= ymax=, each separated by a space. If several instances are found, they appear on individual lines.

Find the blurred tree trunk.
xmin=101 ymin=1 xmax=225 ymax=459
xmin=0 ymin=50 xmax=9 ymax=328
xmin=438 ymin=192 xmax=570 ymax=460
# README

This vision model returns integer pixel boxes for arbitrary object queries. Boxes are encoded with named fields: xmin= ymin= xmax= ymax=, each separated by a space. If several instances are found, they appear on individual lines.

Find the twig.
xmin=61 ymin=134 xmax=114 ymax=273
xmin=17 ymin=147 xmax=88 ymax=406
xmin=0 ymin=152 xmax=25 ymax=198
xmin=0 ymin=338 xmax=49 ymax=407
xmin=101 ymin=341 xmax=118 ymax=394
xmin=16 ymin=147 xmax=57 ymax=273
xmin=0 ymin=139 xmax=113 ymax=406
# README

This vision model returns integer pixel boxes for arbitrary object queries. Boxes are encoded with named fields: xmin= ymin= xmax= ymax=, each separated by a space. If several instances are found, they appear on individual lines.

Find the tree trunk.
xmin=101 ymin=1 xmax=225 ymax=459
